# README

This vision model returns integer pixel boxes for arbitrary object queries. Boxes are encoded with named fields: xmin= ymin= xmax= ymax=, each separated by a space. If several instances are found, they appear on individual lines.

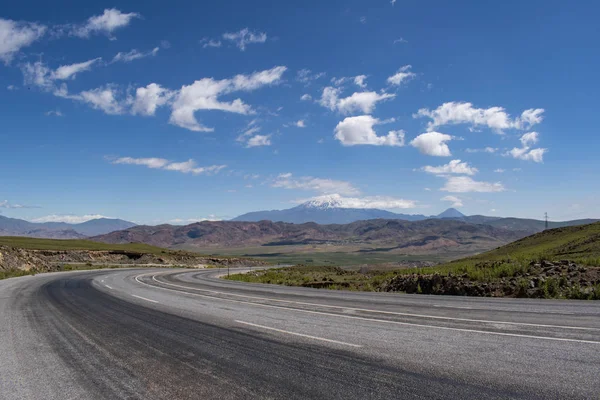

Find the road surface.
xmin=1 ymin=267 xmax=599 ymax=399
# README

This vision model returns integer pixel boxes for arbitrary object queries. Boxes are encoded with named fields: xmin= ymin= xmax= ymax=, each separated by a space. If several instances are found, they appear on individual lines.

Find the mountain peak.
xmin=297 ymin=194 xmax=346 ymax=210
xmin=437 ymin=208 xmax=466 ymax=219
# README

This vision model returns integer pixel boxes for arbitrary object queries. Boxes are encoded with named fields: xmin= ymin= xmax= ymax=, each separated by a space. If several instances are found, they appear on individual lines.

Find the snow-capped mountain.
xmin=295 ymin=195 xmax=349 ymax=210
xmin=232 ymin=196 xmax=431 ymax=224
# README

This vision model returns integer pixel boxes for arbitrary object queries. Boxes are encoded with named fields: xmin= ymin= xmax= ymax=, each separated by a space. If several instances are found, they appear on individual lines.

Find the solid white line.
xmin=105 ymin=284 xmax=113 ymax=290
xmin=131 ymin=294 xmax=159 ymax=303
xmin=236 ymin=320 xmax=362 ymax=347
xmin=132 ymin=273 xmax=600 ymax=345
xmin=147 ymin=273 xmax=599 ymax=332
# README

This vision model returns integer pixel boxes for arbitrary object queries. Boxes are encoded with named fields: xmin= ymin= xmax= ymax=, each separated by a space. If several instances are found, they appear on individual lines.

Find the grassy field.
xmin=187 ymin=245 xmax=462 ymax=266
xmin=226 ymin=223 xmax=600 ymax=298
xmin=0 ymin=236 xmax=190 ymax=255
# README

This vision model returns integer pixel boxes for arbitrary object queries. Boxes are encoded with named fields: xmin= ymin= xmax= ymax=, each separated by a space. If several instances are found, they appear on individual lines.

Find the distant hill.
xmin=437 ymin=208 xmax=466 ymax=219
xmin=0 ymin=216 xmax=136 ymax=238
xmin=462 ymin=216 xmax=599 ymax=233
xmin=92 ymin=218 xmax=528 ymax=256
xmin=458 ymin=221 xmax=600 ymax=262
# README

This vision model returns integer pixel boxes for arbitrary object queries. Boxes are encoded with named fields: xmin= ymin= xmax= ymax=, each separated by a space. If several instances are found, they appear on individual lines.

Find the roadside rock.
xmin=0 ymin=245 xmax=267 ymax=274
xmin=378 ymin=259 xmax=600 ymax=299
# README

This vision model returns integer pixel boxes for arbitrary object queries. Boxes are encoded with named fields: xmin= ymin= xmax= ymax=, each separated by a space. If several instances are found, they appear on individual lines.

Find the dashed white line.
xmin=131 ymin=294 xmax=159 ymax=303
xmin=236 ymin=320 xmax=362 ymax=347
xmin=105 ymin=284 xmax=113 ymax=290
xmin=132 ymin=273 xmax=600 ymax=345
xmin=145 ymin=273 xmax=598 ymax=332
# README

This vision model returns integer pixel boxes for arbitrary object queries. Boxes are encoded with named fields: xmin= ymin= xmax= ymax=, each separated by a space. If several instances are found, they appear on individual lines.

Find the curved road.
xmin=1 ymin=267 xmax=599 ymax=399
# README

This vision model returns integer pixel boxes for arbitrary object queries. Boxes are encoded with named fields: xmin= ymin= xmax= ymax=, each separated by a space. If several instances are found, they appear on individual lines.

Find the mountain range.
xmin=231 ymin=197 xmax=597 ymax=232
xmin=92 ymin=218 xmax=528 ymax=255
xmin=0 ymin=215 xmax=136 ymax=239
xmin=232 ymin=196 xmax=450 ymax=224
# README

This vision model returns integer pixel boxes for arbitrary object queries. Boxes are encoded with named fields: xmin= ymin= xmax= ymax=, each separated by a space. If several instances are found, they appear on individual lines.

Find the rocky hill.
xmin=0 ymin=238 xmax=266 ymax=276
xmin=92 ymin=219 xmax=529 ymax=255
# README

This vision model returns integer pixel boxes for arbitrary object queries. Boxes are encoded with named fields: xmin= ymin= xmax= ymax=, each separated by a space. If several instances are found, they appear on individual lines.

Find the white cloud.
xmin=296 ymin=69 xmax=325 ymax=84
xmin=45 ymin=110 xmax=63 ymax=117
xmin=465 ymin=147 xmax=498 ymax=153
xmin=387 ymin=65 xmax=416 ymax=86
xmin=319 ymin=87 xmax=395 ymax=114
xmin=21 ymin=61 xmax=54 ymax=89
xmin=72 ymin=8 xmax=139 ymax=38
xmin=441 ymin=195 xmax=463 ymax=208
xmin=167 ymin=215 xmax=221 ymax=224
xmin=273 ymin=173 xmax=359 ymax=196
xmin=334 ymin=115 xmax=405 ymax=147
xmin=7 ymin=85 xmax=18 ymax=90
xmin=169 ymin=66 xmax=286 ymax=131
xmin=111 ymin=157 xmax=169 ymax=169
xmin=414 ymin=102 xmax=545 ymax=133
xmin=422 ymin=159 xmax=478 ymax=175
xmin=200 ymin=38 xmax=222 ymax=48
xmin=300 ymin=94 xmax=312 ymax=101
xmin=330 ymin=76 xmax=348 ymax=86
xmin=506 ymin=132 xmax=547 ymax=163
xmin=21 ymin=58 xmax=101 ymax=90
xmin=441 ymin=176 xmax=505 ymax=193
xmin=111 ymin=156 xmax=226 ymax=175
xmin=338 ymin=92 xmax=395 ymax=114
xmin=295 ymin=193 xmax=416 ymax=209
xmin=0 ymin=200 xmax=39 ymax=209
xmin=78 ymin=86 xmax=124 ymax=115
xmin=494 ymin=169 xmax=505 ymax=173
xmin=0 ymin=18 xmax=46 ymax=64
xmin=237 ymin=126 xmax=261 ymax=142
xmin=410 ymin=131 xmax=453 ymax=156
xmin=518 ymin=109 xmax=544 ymax=129
xmin=354 ymin=75 xmax=367 ymax=88
xmin=246 ymin=134 xmax=271 ymax=147
xmin=112 ymin=47 xmax=159 ymax=63
xmin=319 ymin=86 xmax=341 ymax=110
xmin=508 ymin=147 xmax=547 ymax=163
xmin=53 ymin=58 xmax=101 ymax=80
xmin=31 ymin=214 xmax=110 ymax=223
xmin=130 ymin=83 xmax=174 ymax=116
xmin=519 ymin=131 xmax=538 ymax=147
xmin=391 ymin=0 xmax=397 ymax=5
xmin=295 ymin=119 xmax=306 ymax=128
xmin=393 ymin=37 xmax=407 ymax=44
xmin=222 ymin=28 xmax=267 ymax=51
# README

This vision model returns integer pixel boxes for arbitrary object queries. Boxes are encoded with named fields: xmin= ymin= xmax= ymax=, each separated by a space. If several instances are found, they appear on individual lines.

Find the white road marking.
xmin=105 ymin=285 xmax=113 ymax=290
xmin=236 ymin=320 xmax=362 ymax=347
xmin=145 ymin=273 xmax=599 ymax=332
xmin=131 ymin=294 xmax=159 ymax=303
xmin=132 ymin=273 xmax=600 ymax=345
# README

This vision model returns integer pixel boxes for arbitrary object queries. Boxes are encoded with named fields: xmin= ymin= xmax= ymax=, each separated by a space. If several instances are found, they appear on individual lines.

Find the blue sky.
xmin=1 ymin=0 xmax=598 ymax=224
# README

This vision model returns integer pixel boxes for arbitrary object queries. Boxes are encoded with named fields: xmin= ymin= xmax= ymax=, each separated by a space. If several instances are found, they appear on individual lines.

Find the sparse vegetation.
xmin=226 ymin=223 xmax=600 ymax=299
xmin=0 ymin=236 xmax=188 ymax=255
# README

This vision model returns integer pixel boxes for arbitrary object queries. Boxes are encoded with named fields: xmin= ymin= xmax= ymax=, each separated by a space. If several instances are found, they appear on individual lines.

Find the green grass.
xmin=226 ymin=223 xmax=600 ymax=299
xmin=362 ymin=222 xmax=600 ymax=281
xmin=227 ymin=265 xmax=382 ymax=291
xmin=0 ymin=236 xmax=191 ymax=255
xmin=184 ymin=245 xmax=457 ymax=266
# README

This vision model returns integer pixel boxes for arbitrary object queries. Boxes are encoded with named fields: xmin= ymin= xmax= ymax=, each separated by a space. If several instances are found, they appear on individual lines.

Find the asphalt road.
xmin=1 ymin=267 xmax=599 ymax=399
